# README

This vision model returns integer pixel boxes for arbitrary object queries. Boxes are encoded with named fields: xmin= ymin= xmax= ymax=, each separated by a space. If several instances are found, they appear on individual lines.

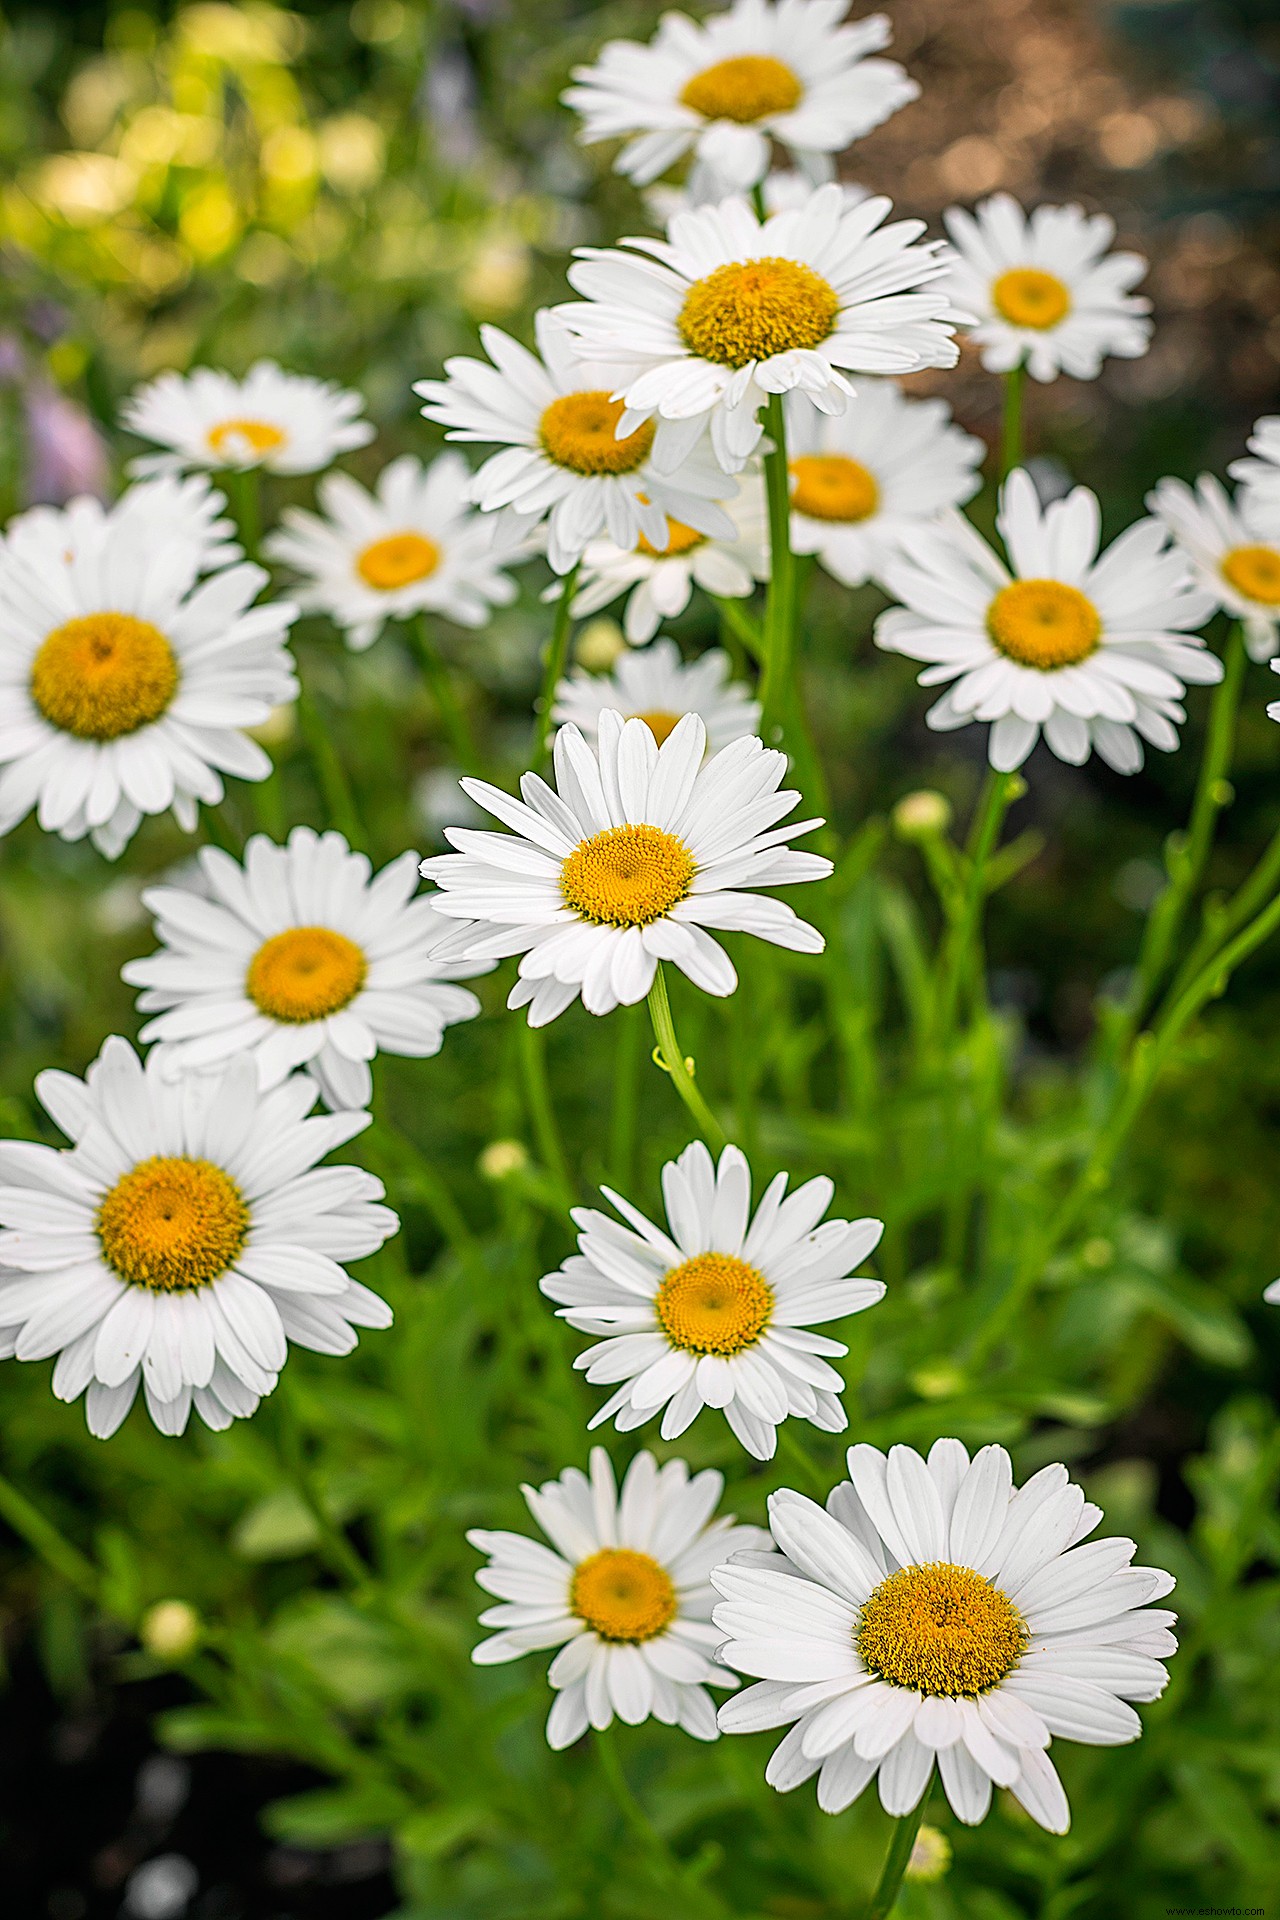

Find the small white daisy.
xmin=940 ymin=194 xmax=1151 ymax=384
xmin=557 ymin=184 xmax=963 ymax=475
xmin=786 ymin=383 xmax=984 ymax=588
xmin=541 ymin=1140 xmax=884 ymax=1459
xmin=0 ymin=1037 xmax=397 ymax=1439
xmin=123 ymin=827 xmax=489 ymax=1111
xmin=262 ymin=453 xmax=527 ymax=652
xmin=1148 ymin=473 xmax=1280 ymax=661
xmin=1228 ymin=416 xmax=1280 ymax=526
xmin=421 ymin=709 xmax=831 ymax=1026
xmin=6 ymin=473 xmax=242 ymax=578
xmin=1264 ymin=1277 xmax=1280 ymax=1305
xmin=122 ymin=359 xmax=374 ymax=476
xmin=0 ymin=511 xmax=298 ymax=858
xmin=712 ymin=1440 xmax=1177 ymax=1830
xmin=552 ymin=640 xmax=760 ymax=753
xmin=414 ymin=312 xmax=734 ymax=574
xmin=875 ymin=468 xmax=1220 ymax=774
xmin=468 ymin=1446 xmax=769 ymax=1748
xmin=563 ymin=0 xmax=917 ymax=200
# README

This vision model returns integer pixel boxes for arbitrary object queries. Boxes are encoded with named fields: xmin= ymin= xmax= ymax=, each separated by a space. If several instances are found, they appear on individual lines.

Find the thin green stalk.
xmin=273 ymin=1386 xmax=373 ymax=1592
xmin=1000 ymin=363 xmax=1026 ymax=479
xmin=712 ymin=593 xmax=765 ymax=666
xmin=864 ymin=1791 xmax=931 ymax=1920
xmin=248 ymin=766 xmax=286 ymax=842
xmin=609 ymin=1002 xmax=643 ymax=1190
xmin=533 ymin=563 xmax=579 ymax=765
xmin=224 ymin=466 xmax=262 ymax=560
xmin=778 ymin=1424 xmax=829 ymax=1500
xmin=518 ymin=1021 xmax=574 ymax=1202
xmin=1165 ymin=817 xmax=1280 ymax=1010
xmin=594 ymin=1727 xmax=693 ymax=1897
xmin=759 ymin=393 xmax=797 ymax=739
xmin=0 ymin=1469 xmax=99 ymax=1597
xmin=409 ymin=613 xmax=483 ymax=775
xmin=933 ymin=771 xmax=1013 ymax=1044
xmin=646 ymin=965 xmax=727 ymax=1151
xmin=298 ymin=684 xmax=362 ymax=847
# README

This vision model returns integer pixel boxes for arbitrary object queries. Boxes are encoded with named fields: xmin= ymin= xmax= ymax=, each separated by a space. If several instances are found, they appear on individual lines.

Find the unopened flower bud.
xmin=575 ymin=618 xmax=625 ymax=672
xmin=906 ymin=1824 xmax=951 ymax=1882
xmin=479 ymin=1139 xmax=529 ymax=1181
xmin=893 ymin=789 xmax=952 ymax=840
xmin=248 ymin=703 xmax=296 ymax=749
xmin=141 ymin=1599 xmax=201 ymax=1662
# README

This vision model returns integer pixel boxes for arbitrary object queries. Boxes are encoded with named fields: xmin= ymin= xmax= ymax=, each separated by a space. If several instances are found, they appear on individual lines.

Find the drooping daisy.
xmin=786 ymin=383 xmax=984 ymax=588
xmin=5 ymin=473 xmax=241 ymax=578
xmin=939 ymin=195 xmax=1151 ymax=383
xmin=563 ymin=1 xmax=917 ymax=200
xmin=1228 ymin=416 xmax=1280 ymax=526
xmin=0 ymin=513 xmax=298 ymax=858
xmin=468 ymin=1446 xmax=769 ymax=1748
xmin=123 ymin=827 xmax=489 ymax=1111
xmin=712 ymin=1440 xmax=1177 ymax=1829
xmin=0 ymin=1037 xmax=397 ymax=1439
xmin=557 ymin=185 xmax=963 ymax=475
xmin=1148 ymin=473 xmax=1280 ymax=662
xmin=122 ymin=360 xmax=374 ymax=476
xmin=414 ymin=312 xmax=734 ymax=574
xmin=262 ymin=453 xmax=527 ymax=652
xmin=541 ymin=1140 xmax=884 ymax=1459
xmin=552 ymin=640 xmax=760 ymax=753
xmin=421 ymin=709 xmax=830 ymax=1025
xmin=875 ymin=469 xmax=1220 ymax=774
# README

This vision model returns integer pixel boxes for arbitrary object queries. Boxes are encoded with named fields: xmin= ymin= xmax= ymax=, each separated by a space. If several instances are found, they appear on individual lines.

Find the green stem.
xmin=0 ymin=1469 xmax=99 ymax=1598
xmin=298 ymin=684 xmax=362 ymax=848
xmin=409 ymin=613 xmax=483 ymax=776
xmin=1000 ymin=363 xmax=1026 ymax=480
xmin=533 ymin=563 xmax=579 ymax=765
xmin=712 ymin=593 xmax=765 ymax=666
xmin=273 ymin=1386 xmax=372 ymax=1592
xmin=518 ymin=1021 xmax=574 ymax=1203
xmin=759 ymin=392 xmax=797 ymax=740
xmin=778 ymin=1424 xmax=829 ymax=1501
xmin=609 ymin=1002 xmax=643 ymax=1190
xmin=933 ymin=771 xmax=1013 ymax=1044
xmin=224 ymin=466 xmax=262 ymax=561
xmin=646 ymin=965 xmax=727 ymax=1152
xmin=864 ymin=1792 xmax=931 ymax=1920
xmin=594 ymin=1726 xmax=691 ymax=1896
xmin=1164 ymin=818 xmax=1280 ymax=1011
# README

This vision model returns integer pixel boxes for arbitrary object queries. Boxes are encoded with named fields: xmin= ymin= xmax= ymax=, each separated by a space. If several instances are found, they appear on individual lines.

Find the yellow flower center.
xmin=654 ymin=1250 xmax=774 ymax=1355
xmin=356 ymin=531 xmax=441 ymax=591
xmin=679 ymin=53 xmax=803 ymax=124
xmin=97 ymin=1155 xmax=249 ymax=1293
xmin=246 ymin=926 xmax=368 ymax=1023
xmin=857 ymin=1562 xmax=1028 ymax=1697
xmin=570 ymin=1547 xmax=677 ymax=1643
xmin=790 ymin=453 xmax=880 ymax=523
xmin=206 ymin=416 xmax=287 ymax=461
xmin=987 ymin=578 xmax=1101 ymax=670
xmin=679 ymin=258 xmax=839 ymax=369
xmin=559 ymin=823 xmax=695 ymax=927
xmin=30 ymin=612 xmax=178 ymax=740
xmin=634 ymin=708 xmax=683 ymax=747
xmin=539 ymin=391 xmax=656 ymax=476
xmin=1221 ymin=543 xmax=1280 ymax=607
xmin=991 ymin=268 xmax=1072 ymax=331
xmin=637 ymin=515 xmax=707 ymax=557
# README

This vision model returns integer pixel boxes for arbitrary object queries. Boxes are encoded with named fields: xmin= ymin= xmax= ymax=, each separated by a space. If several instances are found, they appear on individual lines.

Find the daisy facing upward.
xmin=552 ymin=639 xmax=761 ymax=752
xmin=122 ymin=359 xmax=374 ymax=476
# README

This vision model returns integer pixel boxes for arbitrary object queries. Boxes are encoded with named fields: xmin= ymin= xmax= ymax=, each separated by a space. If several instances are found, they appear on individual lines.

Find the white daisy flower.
xmin=414 ymin=312 xmax=734 ymax=574
xmin=786 ymin=383 xmax=984 ymax=588
xmin=875 ymin=468 xmax=1220 ymax=774
xmin=0 ymin=1037 xmax=397 ymax=1439
xmin=1148 ymin=473 xmax=1280 ymax=661
xmin=939 ymin=194 xmax=1152 ymax=384
xmin=0 ymin=511 xmax=298 ymax=858
xmin=1228 ymin=416 xmax=1280 ymax=526
xmin=468 ymin=1445 xmax=770 ymax=1748
xmin=1264 ymin=1276 xmax=1280 ymax=1305
xmin=563 ymin=0 xmax=917 ymax=200
xmin=712 ymin=1440 xmax=1177 ymax=1830
xmin=122 ymin=359 xmax=374 ymax=476
xmin=122 ymin=827 xmax=489 ymax=1112
xmin=262 ymin=453 xmax=526 ymax=652
xmin=6 ymin=473 xmax=242 ymax=578
xmin=540 ymin=1140 xmax=884 ymax=1459
xmin=644 ymin=169 xmax=870 ymax=228
xmin=420 ymin=709 xmax=831 ymax=1026
xmin=557 ymin=184 xmax=963 ymax=475
xmin=552 ymin=639 xmax=760 ymax=753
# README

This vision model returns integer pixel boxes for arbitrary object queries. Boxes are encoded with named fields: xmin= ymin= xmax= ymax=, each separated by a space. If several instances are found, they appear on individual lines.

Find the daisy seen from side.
xmin=122 ymin=360 xmax=374 ymax=476
xmin=1148 ymin=472 xmax=1280 ymax=661
xmin=1228 ymin=416 xmax=1280 ymax=526
xmin=552 ymin=639 xmax=760 ymax=753
xmin=6 ymin=473 xmax=242 ymax=578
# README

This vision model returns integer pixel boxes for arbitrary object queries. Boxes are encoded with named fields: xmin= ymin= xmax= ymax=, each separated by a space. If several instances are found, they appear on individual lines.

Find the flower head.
xmin=0 ymin=1038 xmax=397 ymax=1438
xmin=468 ymin=1446 xmax=769 ymax=1748
xmin=712 ymin=1440 xmax=1177 ymax=1829
xmin=1228 ymin=415 xmax=1280 ymax=527
xmin=1148 ymin=472 xmax=1280 ymax=662
xmin=123 ymin=360 xmax=374 ymax=476
xmin=552 ymin=639 xmax=760 ymax=752
xmin=7 ymin=472 xmax=241 ymax=578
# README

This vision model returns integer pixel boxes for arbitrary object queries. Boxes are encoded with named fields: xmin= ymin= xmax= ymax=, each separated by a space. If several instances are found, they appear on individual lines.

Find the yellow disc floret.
xmin=31 ymin=613 xmax=179 ymax=740
xmin=679 ymin=258 xmax=839 ymax=369
xmin=991 ymin=268 xmax=1072 ymax=331
xmin=655 ymin=1251 xmax=774 ymax=1355
xmin=206 ymin=417 xmax=286 ymax=460
xmin=634 ymin=708 xmax=684 ymax=747
xmin=679 ymin=54 xmax=803 ymax=125
xmin=356 ymin=531 xmax=441 ymax=591
xmin=790 ymin=454 xmax=880 ymax=523
xmin=539 ymin=391 xmax=656 ymax=475
xmin=1221 ymin=543 xmax=1280 ymax=607
xmin=560 ymin=823 xmax=696 ymax=927
xmin=571 ymin=1547 xmax=678 ymax=1642
xmin=987 ymin=578 xmax=1101 ymax=670
xmin=857 ymin=1561 xmax=1028 ymax=1697
xmin=247 ymin=926 xmax=368 ymax=1023
xmin=637 ymin=516 xmax=707 ymax=558
xmin=97 ymin=1155 xmax=249 ymax=1293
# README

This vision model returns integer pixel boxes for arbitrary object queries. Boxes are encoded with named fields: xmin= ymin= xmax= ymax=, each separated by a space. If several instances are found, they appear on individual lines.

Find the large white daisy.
xmin=939 ymin=195 xmax=1151 ymax=383
xmin=0 ymin=1038 xmax=397 ymax=1439
xmin=0 ymin=512 xmax=298 ymax=858
xmin=122 ymin=359 xmax=374 ymax=476
xmin=563 ymin=0 xmax=918 ymax=200
xmin=711 ymin=1440 xmax=1177 ymax=1830
xmin=262 ymin=453 xmax=527 ymax=652
xmin=414 ymin=312 xmax=734 ymax=574
xmin=6 ymin=473 xmax=241 ymax=578
xmin=541 ymin=1140 xmax=884 ymax=1459
xmin=552 ymin=640 xmax=760 ymax=753
xmin=557 ymin=184 xmax=963 ymax=475
xmin=468 ymin=1446 xmax=769 ymax=1748
xmin=1228 ymin=415 xmax=1280 ymax=526
xmin=420 ymin=709 xmax=830 ymax=1026
xmin=786 ymin=383 xmax=984 ymax=588
xmin=123 ymin=827 xmax=488 ymax=1111
xmin=875 ymin=468 xmax=1220 ymax=774
xmin=1148 ymin=472 xmax=1280 ymax=662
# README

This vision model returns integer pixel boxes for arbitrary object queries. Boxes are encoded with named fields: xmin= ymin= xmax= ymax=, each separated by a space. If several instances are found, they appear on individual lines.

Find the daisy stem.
xmin=298 ymin=683 xmax=363 ymax=849
xmin=863 ymin=1790 xmax=930 ymax=1920
xmin=647 ymin=964 xmax=727 ymax=1152
xmin=272 ymin=1383 xmax=374 ymax=1593
xmin=518 ymin=1021 xmax=575 ymax=1203
xmin=777 ymin=1424 xmax=830 ymax=1501
xmin=0 ymin=1469 xmax=99 ymax=1599
xmin=609 ymin=1001 xmax=643 ymax=1189
xmin=760 ymin=393 xmax=799 ymax=742
xmin=1000 ymin=363 xmax=1026 ymax=479
xmin=933 ymin=770 xmax=1015 ymax=1044
xmin=594 ymin=1727 xmax=693 ymax=1897
xmin=225 ymin=466 xmax=262 ymax=561
xmin=533 ymin=562 xmax=579 ymax=765
xmin=410 ymin=612 xmax=483 ymax=776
